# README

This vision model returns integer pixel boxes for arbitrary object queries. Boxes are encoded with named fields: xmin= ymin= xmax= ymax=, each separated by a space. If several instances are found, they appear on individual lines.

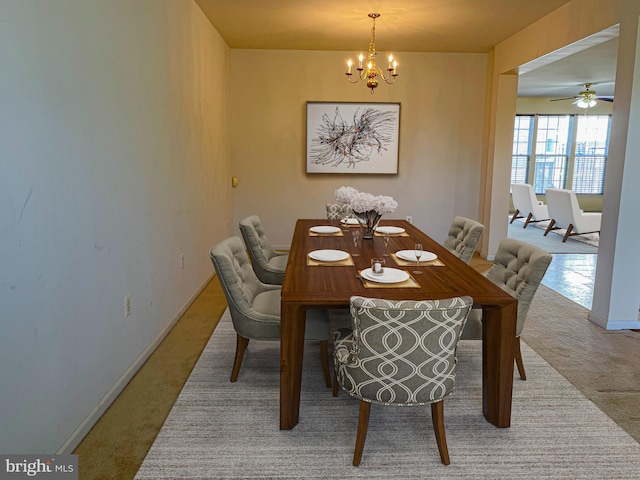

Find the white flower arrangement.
xmin=335 ymin=186 xmax=398 ymax=215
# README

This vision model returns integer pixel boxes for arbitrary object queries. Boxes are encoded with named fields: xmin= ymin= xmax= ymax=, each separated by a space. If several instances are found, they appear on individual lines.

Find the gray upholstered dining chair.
xmin=210 ymin=236 xmax=331 ymax=387
xmin=443 ymin=216 xmax=484 ymax=264
xmin=239 ymin=215 xmax=288 ymax=285
xmin=333 ymin=295 xmax=473 ymax=466
xmin=326 ymin=203 xmax=353 ymax=220
xmin=461 ymin=237 xmax=552 ymax=380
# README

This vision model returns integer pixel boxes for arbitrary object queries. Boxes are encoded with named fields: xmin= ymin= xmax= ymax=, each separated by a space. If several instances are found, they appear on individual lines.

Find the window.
xmin=511 ymin=114 xmax=610 ymax=195
xmin=572 ymin=115 xmax=611 ymax=194
xmin=511 ymin=115 xmax=533 ymax=184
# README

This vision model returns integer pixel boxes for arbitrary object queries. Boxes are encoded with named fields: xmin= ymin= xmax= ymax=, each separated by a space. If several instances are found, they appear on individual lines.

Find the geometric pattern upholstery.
xmin=334 ymin=296 xmax=473 ymax=406
xmin=443 ymin=216 xmax=484 ymax=264
xmin=326 ymin=203 xmax=353 ymax=220
xmin=239 ymin=215 xmax=289 ymax=285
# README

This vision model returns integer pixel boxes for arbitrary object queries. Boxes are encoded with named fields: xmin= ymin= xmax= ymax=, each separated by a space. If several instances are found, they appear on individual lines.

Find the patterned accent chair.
xmin=239 ymin=215 xmax=289 ymax=285
xmin=443 ymin=216 xmax=484 ymax=264
xmin=209 ymin=237 xmax=331 ymax=386
xmin=333 ymin=295 xmax=473 ymax=466
xmin=510 ymin=183 xmax=550 ymax=228
xmin=544 ymin=188 xmax=601 ymax=242
xmin=326 ymin=203 xmax=353 ymax=220
xmin=461 ymin=237 xmax=552 ymax=380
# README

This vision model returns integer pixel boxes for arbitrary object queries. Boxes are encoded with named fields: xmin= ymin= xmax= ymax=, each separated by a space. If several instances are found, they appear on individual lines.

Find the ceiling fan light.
xmin=575 ymin=98 xmax=594 ymax=109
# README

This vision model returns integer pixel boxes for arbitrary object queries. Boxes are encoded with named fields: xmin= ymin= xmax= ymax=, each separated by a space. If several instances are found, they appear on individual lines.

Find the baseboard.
xmin=57 ymin=272 xmax=215 ymax=454
xmin=588 ymin=310 xmax=640 ymax=330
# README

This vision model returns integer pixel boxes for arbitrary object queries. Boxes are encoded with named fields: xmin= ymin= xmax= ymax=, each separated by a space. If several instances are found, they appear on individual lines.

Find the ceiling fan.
xmin=551 ymin=83 xmax=614 ymax=108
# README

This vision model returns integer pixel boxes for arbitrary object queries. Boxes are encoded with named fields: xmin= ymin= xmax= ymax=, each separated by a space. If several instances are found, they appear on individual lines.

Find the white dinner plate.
xmin=375 ymin=226 xmax=406 ymax=235
xmin=396 ymin=250 xmax=437 ymax=262
xmin=310 ymin=225 xmax=341 ymax=234
xmin=308 ymin=249 xmax=349 ymax=262
xmin=361 ymin=267 xmax=410 ymax=284
xmin=340 ymin=218 xmax=360 ymax=225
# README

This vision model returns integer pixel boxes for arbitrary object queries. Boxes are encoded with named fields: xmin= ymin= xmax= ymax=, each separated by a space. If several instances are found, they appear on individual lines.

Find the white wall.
xmin=229 ymin=50 xmax=488 ymax=246
xmin=0 ymin=0 xmax=232 ymax=453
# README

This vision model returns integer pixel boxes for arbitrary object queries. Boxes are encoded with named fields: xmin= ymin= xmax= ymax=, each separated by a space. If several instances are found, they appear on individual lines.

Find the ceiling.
xmin=195 ymin=0 xmax=617 ymax=98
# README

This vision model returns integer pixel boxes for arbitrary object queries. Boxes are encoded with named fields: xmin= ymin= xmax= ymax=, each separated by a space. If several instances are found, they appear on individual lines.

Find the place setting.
xmin=357 ymin=257 xmax=420 ymax=288
xmin=392 ymin=243 xmax=444 ymax=267
xmin=307 ymin=249 xmax=354 ymax=266
xmin=374 ymin=225 xmax=408 ymax=237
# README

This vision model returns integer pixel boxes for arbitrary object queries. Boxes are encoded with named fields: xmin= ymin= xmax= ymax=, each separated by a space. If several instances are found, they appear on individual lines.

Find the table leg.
xmin=482 ymin=302 xmax=517 ymax=427
xmin=280 ymin=302 xmax=306 ymax=430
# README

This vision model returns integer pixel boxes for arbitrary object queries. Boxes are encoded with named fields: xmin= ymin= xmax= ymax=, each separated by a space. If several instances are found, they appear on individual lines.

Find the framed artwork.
xmin=306 ymin=102 xmax=400 ymax=174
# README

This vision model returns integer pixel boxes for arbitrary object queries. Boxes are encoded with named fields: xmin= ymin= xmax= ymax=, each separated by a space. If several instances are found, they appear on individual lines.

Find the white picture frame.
xmin=306 ymin=102 xmax=400 ymax=174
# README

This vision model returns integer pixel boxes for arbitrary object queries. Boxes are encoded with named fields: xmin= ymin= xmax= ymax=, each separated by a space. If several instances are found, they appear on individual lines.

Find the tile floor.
xmin=542 ymin=253 xmax=597 ymax=310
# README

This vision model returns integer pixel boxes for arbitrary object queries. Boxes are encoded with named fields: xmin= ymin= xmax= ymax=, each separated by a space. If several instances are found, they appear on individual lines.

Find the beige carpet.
xmin=134 ymin=305 xmax=640 ymax=479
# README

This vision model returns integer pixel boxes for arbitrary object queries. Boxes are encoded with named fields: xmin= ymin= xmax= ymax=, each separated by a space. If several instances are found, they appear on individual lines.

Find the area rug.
xmin=508 ymin=219 xmax=598 ymax=254
xmin=135 ymin=310 xmax=640 ymax=480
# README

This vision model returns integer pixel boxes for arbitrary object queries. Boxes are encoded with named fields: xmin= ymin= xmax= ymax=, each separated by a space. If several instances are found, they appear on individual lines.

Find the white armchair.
xmin=544 ymin=188 xmax=601 ymax=242
xmin=510 ymin=183 xmax=550 ymax=228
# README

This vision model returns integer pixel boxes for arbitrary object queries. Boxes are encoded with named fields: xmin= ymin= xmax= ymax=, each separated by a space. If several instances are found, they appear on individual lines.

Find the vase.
xmin=354 ymin=210 xmax=382 ymax=239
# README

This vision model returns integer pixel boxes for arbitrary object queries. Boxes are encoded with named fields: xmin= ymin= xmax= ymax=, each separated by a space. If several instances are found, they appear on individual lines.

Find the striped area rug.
xmin=135 ymin=310 xmax=640 ymax=479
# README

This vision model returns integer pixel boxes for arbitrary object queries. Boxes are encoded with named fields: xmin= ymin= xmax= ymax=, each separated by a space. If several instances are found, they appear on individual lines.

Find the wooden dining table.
xmin=280 ymin=218 xmax=518 ymax=430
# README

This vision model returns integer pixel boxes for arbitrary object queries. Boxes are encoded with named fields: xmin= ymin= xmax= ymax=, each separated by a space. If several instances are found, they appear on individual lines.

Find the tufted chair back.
xmin=460 ymin=237 xmax=552 ymax=381
xmin=443 ymin=216 xmax=484 ymax=264
xmin=210 ymin=236 xmax=331 ymax=385
xmin=326 ymin=203 xmax=353 ymax=220
xmin=209 ymin=236 xmax=281 ymax=340
xmin=239 ymin=215 xmax=289 ymax=285
xmin=484 ymin=238 xmax=552 ymax=336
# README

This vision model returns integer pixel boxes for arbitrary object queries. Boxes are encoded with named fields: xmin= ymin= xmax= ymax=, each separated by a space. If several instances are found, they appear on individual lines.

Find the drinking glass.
xmin=383 ymin=232 xmax=390 ymax=256
xmin=413 ymin=243 xmax=423 ymax=274
xmin=352 ymin=229 xmax=361 ymax=256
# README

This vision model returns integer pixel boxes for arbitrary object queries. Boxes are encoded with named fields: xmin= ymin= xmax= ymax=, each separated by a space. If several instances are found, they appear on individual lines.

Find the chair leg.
xmin=510 ymin=209 xmax=520 ymax=224
xmin=230 ymin=334 xmax=250 ymax=382
xmin=562 ymin=224 xmax=574 ymax=243
xmin=543 ymin=219 xmax=556 ymax=236
xmin=431 ymin=401 xmax=451 ymax=465
xmin=523 ymin=212 xmax=533 ymax=228
xmin=514 ymin=337 xmax=527 ymax=380
xmin=353 ymin=401 xmax=371 ymax=466
xmin=332 ymin=371 xmax=340 ymax=397
xmin=320 ymin=340 xmax=331 ymax=388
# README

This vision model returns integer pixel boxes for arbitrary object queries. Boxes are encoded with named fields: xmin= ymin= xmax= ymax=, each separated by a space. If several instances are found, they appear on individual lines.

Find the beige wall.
xmin=230 ymin=50 xmax=488 ymax=246
xmin=0 ymin=0 xmax=232 ymax=453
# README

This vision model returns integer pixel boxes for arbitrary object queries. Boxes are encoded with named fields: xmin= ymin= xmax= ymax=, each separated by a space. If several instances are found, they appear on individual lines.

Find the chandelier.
xmin=345 ymin=13 xmax=398 ymax=94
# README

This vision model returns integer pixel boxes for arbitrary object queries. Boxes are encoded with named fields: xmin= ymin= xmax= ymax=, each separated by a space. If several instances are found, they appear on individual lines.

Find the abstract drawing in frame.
xmin=306 ymin=102 xmax=400 ymax=174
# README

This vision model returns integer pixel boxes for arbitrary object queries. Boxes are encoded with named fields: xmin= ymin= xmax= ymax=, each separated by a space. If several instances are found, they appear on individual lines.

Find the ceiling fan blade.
xmin=550 ymin=97 xmax=578 ymax=102
xmin=596 ymin=97 xmax=614 ymax=102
